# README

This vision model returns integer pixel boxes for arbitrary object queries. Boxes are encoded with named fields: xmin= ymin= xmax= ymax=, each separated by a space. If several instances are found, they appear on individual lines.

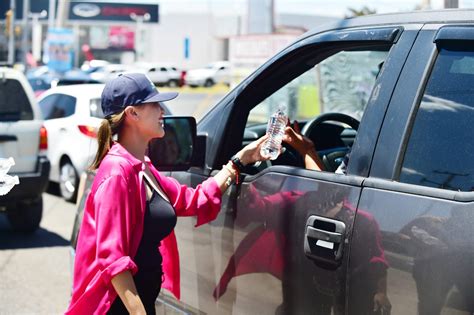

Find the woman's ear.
xmin=124 ymin=106 xmax=139 ymax=120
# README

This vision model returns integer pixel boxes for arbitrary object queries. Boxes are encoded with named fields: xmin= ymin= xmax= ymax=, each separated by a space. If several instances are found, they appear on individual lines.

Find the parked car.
xmin=0 ymin=67 xmax=50 ymax=232
xmin=135 ymin=62 xmax=183 ymax=87
xmin=88 ymin=63 xmax=134 ymax=83
xmin=185 ymin=61 xmax=231 ymax=87
xmin=38 ymin=84 xmax=173 ymax=202
xmin=27 ymin=67 xmax=101 ymax=97
xmin=71 ymin=10 xmax=474 ymax=314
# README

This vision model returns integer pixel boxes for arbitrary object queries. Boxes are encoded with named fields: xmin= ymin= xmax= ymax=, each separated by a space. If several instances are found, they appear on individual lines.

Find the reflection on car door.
xmin=163 ymin=25 xmax=420 ymax=314
xmin=352 ymin=26 xmax=474 ymax=315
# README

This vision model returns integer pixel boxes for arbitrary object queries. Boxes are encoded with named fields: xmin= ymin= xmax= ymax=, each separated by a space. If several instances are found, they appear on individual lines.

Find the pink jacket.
xmin=66 ymin=143 xmax=222 ymax=314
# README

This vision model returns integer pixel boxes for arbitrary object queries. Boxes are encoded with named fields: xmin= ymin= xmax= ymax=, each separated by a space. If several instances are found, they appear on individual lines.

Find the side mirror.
xmin=147 ymin=116 xmax=196 ymax=171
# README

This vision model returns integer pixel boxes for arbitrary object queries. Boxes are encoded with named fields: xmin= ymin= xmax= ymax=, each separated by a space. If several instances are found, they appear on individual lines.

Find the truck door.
xmin=351 ymin=25 xmax=474 ymax=315
xmin=164 ymin=25 xmax=420 ymax=314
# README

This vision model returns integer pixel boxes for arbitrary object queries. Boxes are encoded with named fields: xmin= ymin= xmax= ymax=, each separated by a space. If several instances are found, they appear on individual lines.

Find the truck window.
xmin=246 ymin=49 xmax=387 ymax=127
xmin=399 ymin=47 xmax=474 ymax=191
xmin=244 ymin=48 xmax=388 ymax=172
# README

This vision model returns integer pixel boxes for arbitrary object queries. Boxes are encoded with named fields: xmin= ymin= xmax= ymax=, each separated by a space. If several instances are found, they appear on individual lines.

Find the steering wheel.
xmin=300 ymin=112 xmax=360 ymax=172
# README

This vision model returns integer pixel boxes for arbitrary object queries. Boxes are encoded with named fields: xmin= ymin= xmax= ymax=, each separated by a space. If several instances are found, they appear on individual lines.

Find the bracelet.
xmin=230 ymin=155 xmax=245 ymax=173
xmin=222 ymin=163 xmax=240 ymax=185
xmin=222 ymin=164 xmax=234 ymax=188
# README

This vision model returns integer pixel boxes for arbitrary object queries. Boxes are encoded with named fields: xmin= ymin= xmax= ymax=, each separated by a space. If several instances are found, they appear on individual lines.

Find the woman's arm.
xmin=213 ymin=135 xmax=269 ymax=193
xmin=111 ymin=271 xmax=146 ymax=315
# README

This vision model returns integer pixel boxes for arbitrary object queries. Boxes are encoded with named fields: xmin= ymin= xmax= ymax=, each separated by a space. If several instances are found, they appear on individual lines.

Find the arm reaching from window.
xmin=282 ymin=120 xmax=325 ymax=171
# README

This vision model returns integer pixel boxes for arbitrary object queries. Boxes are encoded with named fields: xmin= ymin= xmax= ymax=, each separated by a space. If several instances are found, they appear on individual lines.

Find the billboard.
xmin=69 ymin=1 xmax=159 ymax=23
xmin=0 ymin=0 xmax=52 ymax=20
xmin=45 ymin=28 xmax=74 ymax=73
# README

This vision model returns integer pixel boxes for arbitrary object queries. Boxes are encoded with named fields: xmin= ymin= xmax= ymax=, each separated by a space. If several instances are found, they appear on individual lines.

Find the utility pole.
xmin=48 ymin=0 xmax=56 ymax=31
xmin=7 ymin=0 xmax=15 ymax=65
xmin=130 ymin=13 xmax=150 ymax=61
xmin=56 ymin=0 xmax=69 ymax=28
xmin=30 ymin=10 xmax=47 ymax=63
xmin=22 ymin=0 xmax=30 ymax=69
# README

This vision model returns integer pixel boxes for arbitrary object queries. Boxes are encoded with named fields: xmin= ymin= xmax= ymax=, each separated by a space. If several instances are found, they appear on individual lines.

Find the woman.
xmin=66 ymin=73 xmax=269 ymax=315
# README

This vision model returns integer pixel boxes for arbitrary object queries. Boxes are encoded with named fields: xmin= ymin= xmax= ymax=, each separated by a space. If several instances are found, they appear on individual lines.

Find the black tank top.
xmin=108 ymin=181 xmax=177 ymax=315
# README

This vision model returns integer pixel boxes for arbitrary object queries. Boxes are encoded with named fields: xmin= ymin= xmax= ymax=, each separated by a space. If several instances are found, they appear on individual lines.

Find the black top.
xmin=108 ymin=183 xmax=177 ymax=315
xmin=134 ymin=189 xmax=177 ymax=270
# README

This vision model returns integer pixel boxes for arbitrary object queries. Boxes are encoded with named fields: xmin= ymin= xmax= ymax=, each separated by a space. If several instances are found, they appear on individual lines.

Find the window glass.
xmin=40 ymin=93 xmax=76 ymax=119
xmin=39 ymin=94 xmax=58 ymax=119
xmin=89 ymin=98 xmax=104 ymax=118
xmin=400 ymin=48 xmax=474 ymax=191
xmin=0 ymin=79 xmax=34 ymax=121
xmin=246 ymin=49 xmax=388 ymax=127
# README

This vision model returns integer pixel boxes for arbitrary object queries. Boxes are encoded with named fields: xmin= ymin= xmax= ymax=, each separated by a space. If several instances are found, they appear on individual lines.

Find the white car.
xmin=89 ymin=64 xmax=134 ymax=83
xmin=0 ymin=67 xmax=50 ymax=232
xmin=37 ymin=84 xmax=172 ymax=202
xmin=185 ymin=61 xmax=231 ymax=87
xmin=135 ymin=62 xmax=182 ymax=87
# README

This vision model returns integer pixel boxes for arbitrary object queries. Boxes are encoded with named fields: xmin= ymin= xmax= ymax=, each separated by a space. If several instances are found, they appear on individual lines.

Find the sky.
xmin=151 ymin=0 xmax=474 ymax=17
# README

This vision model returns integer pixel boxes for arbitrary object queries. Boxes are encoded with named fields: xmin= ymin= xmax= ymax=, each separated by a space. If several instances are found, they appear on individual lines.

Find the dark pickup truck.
xmin=72 ymin=10 xmax=474 ymax=315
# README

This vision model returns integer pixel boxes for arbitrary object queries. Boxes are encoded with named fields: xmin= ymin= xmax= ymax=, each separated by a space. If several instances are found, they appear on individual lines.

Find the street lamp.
xmin=130 ymin=12 xmax=150 ymax=61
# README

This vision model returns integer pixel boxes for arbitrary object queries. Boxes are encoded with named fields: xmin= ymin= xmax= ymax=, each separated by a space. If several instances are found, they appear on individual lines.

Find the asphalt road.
xmin=0 ymin=187 xmax=76 ymax=314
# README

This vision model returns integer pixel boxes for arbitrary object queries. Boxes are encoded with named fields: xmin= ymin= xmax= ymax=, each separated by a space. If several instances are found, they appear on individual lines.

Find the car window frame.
xmin=369 ymin=24 xmax=474 ymax=201
xmin=199 ymin=25 xmax=420 ymax=178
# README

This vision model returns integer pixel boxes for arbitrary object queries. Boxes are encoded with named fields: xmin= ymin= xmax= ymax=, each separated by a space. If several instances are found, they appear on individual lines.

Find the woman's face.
xmin=135 ymin=102 xmax=166 ymax=140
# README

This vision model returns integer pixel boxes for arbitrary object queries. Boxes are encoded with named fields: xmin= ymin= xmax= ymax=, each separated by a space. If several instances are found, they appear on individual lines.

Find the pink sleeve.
xmin=156 ymin=171 xmax=222 ymax=227
xmin=93 ymin=175 xmax=138 ymax=285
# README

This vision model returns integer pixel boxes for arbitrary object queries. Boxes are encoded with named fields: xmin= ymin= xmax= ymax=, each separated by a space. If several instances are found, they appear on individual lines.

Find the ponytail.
xmin=90 ymin=111 xmax=126 ymax=170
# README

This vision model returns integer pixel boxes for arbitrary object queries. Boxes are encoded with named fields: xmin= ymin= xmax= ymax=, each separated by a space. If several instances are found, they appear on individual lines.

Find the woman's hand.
xmin=235 ymin=135 xmax=271 ymax=165
xmin=283 ymin=120 xmax=315 ymax=156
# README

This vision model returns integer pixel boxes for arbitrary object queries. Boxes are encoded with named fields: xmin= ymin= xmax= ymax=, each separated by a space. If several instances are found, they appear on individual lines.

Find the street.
xmin=0 ymin=188 xmax=75 ymax=314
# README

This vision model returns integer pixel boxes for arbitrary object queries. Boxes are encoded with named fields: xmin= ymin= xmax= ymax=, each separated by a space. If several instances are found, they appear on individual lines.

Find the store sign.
xmin=72 ymin=3 xmax=101 ymax=18
xmin=45 ymin=28 xmax=74 ymax=73
xmin=69 ymin=1 xmax=159 ymax=23
xmin=0 ymin=0 xmax=52 ymax=20
xmin=109 ymin=26 xmax=135 ymax=50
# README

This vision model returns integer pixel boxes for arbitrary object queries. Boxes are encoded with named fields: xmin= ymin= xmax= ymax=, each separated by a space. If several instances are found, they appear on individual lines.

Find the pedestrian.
xmin=65 ymin=73 xmax=269 ymax=315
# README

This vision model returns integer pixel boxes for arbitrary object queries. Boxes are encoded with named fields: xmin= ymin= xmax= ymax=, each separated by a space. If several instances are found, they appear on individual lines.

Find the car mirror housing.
xmin=148 ymin=116 xmax=197 ymax=171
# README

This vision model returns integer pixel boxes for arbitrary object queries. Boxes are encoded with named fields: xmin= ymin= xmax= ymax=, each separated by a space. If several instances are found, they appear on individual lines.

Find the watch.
xmin=230 ymin=155 xmax=245 ymax=172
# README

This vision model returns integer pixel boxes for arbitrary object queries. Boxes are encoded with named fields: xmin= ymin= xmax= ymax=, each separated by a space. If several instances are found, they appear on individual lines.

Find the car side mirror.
xmin=147 ymin=116 xmax=196 ymax=171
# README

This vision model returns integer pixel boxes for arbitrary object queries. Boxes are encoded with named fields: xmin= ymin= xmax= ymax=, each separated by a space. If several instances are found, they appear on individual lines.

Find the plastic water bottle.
xmin=0 ymin=157 xmax=14 ymax=177
xmin=0 ymin=158 xmax=18 ymax=196
xmin=0 ymin=174 xmax=19 ymax=196
xmin=260 ymin=105 xmax=288 ymax=160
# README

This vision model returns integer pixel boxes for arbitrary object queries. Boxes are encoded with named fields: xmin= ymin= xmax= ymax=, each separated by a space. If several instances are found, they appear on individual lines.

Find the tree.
xmin=345 ymin=6 xmax=377 ymax=18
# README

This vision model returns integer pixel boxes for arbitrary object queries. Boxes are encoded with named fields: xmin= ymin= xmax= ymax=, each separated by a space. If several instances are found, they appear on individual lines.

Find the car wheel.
xmin=204 ymin=79 xmax=214 ymax=87
xmin=7 ymin=196 xmax=43 ymax=233
xmin=59 ymin=160 xmax=78 ymax=202
xmin=168 ymin=80 xmax=179 ymax=87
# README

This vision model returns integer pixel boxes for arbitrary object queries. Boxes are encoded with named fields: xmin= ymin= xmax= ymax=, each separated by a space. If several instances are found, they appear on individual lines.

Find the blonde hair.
xmin=90 ymin=111 xmax=126 ymax=170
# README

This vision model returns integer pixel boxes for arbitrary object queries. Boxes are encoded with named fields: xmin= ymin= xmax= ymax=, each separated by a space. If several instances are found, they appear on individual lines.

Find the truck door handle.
xmin=306 ymin=226 xmax=343 ymax=244
xmin=304 ymin=215 xmax=346 ymax=264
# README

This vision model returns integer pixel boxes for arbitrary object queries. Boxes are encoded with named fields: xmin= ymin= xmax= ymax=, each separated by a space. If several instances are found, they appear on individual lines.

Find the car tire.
xmin=59 ymin=160 xmax=78 ymax=203
xmin=168 ymin=80 xmax=179 ymax=87
xmin=204 ymin=79 xmax=214 ymax=87
xmin=7 ymin=196 xmax=43 ymax=233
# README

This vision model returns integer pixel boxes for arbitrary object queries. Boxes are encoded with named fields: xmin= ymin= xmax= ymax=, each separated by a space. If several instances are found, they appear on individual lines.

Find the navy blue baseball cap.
xmin=101 ymin=72 xmax=178 ymax=117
